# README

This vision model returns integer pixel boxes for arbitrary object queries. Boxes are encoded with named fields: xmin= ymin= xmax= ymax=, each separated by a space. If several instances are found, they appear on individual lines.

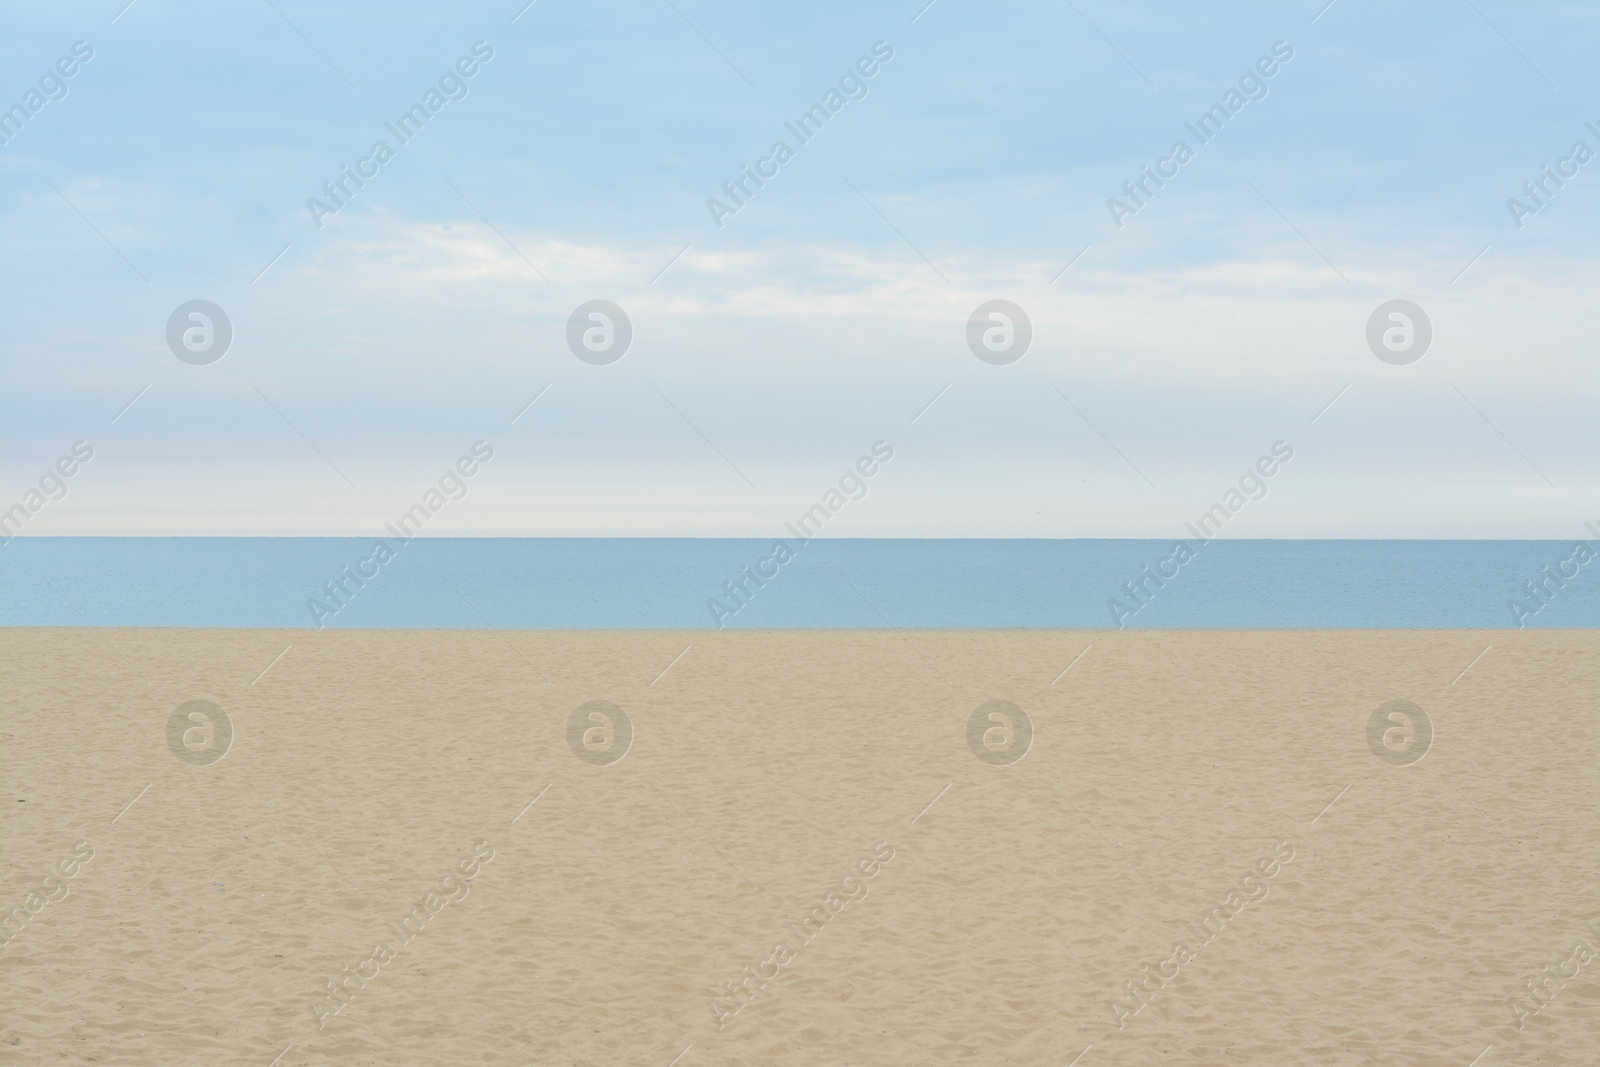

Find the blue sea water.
xmin=0 ymin=537 xmax=1595 ymax=629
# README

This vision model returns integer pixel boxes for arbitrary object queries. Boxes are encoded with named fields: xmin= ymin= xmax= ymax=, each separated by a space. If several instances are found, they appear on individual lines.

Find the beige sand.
xmin=1 ymin=628 xmax=1596 ymax=1066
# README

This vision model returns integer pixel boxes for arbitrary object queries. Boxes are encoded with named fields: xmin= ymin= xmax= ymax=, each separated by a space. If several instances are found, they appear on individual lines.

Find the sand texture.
xmin=1 ymin=628 xmax=1596 ymax=1066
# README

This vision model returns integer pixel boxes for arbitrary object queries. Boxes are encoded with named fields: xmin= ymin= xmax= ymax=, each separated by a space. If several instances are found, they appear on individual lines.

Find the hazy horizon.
xmin=3 ymin=1 xmax=1595 ymax=538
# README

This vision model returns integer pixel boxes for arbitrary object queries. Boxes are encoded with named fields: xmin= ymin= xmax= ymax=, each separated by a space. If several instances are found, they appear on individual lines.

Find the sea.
xmin=1 ymin=537 xmax=1594 ymax=629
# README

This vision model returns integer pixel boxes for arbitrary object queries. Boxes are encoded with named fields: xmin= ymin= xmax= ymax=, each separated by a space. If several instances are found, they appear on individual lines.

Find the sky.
xmin=1 ymin=0 xmax=1595 ymax=538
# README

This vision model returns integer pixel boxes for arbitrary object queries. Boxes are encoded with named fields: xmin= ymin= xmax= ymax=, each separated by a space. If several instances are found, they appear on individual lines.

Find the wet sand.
xmin=1 ymin=628 xmax=1596 ymax=1066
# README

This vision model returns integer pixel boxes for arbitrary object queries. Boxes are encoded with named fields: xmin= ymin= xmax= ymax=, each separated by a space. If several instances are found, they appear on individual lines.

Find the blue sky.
xmin=2 ymin=0 xmax=1595 ymax=536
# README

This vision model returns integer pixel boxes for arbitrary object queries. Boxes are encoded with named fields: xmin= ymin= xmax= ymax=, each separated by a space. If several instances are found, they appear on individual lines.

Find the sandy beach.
xmin=1 ymin=627 xmax=1595 ymax=1066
